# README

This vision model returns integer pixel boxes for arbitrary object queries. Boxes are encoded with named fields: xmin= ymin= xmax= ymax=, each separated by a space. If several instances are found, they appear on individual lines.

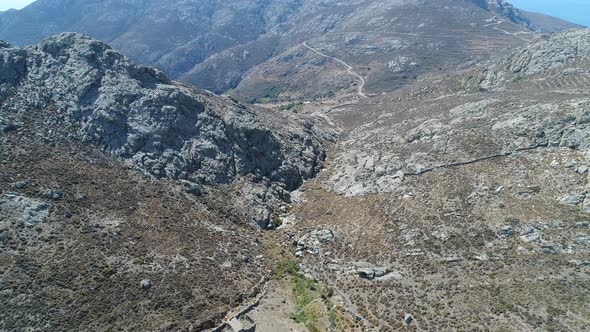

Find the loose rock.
xmin=42 ymin=190 xmax=63 ymax=200
xmin=140 ymin=279 xmax=152 ymax=290
xmin=574 ymin=234 xmax=590 ymax=245
xmin=499 ymin=226 xmax=515 ymax=238
xmin=0 ymin=123 xmax=17 ymax=133
xmin=404 ymin=313 xmax=414 ymax=325
xmin=560 ymin=194 xmax=586 ymax=206
xmin=541 ymin=244 xmax=561 ymax=254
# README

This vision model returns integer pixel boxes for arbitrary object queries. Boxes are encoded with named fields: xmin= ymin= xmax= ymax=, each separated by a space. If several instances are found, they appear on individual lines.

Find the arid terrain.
xmin=282 ymin=29 xmax=590 ymax=331
xmin=0 ymin=1 xmax=589 ymax=332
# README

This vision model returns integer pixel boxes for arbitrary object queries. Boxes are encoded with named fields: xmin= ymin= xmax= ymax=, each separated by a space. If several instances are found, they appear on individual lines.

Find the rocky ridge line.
xmin=0 ymin=32 xmax=336 ymax=227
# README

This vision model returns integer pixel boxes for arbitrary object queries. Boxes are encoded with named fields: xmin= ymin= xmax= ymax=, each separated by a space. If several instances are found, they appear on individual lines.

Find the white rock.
xmin=560 ymin=194 xmax=586 ymax=206
xmin=0 ymin=194 xmax=51 ymax=226
xmin=520 ymin=232 xmax=541 ymax=243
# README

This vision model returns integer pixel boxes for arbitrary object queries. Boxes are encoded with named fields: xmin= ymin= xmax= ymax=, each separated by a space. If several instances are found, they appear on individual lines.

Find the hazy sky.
xmin=0 ymin=1 xmax=587 ymax=26
xmin=510 ymin=0 xmax=589 ymax=26
xmin=0 ymin=0 xmax=36 ymax=11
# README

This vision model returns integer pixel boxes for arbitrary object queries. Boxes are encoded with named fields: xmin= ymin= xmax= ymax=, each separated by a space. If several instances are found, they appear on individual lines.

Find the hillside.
xmin=0 ymin=0 xmax=581 ymax=100
xmin=0 ymin=32 xmax=334 ymax=330
xmin=1 ymin=2 xmax=589 ymax=332
xmin=284 ymin=28 xmax=590 ymax=331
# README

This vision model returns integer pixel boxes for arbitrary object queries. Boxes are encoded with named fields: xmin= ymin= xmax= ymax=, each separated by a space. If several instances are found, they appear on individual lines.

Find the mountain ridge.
xmin=0 ymin=2 xmax=588 ymax=331
xmin=0 ymin=31 xmax=336 ymax=331
xmin=0 ymin=32 xmax=336 ymax=227
xmin=288 ymin=27 xmax=590 ymax=331
xmin=0 ymin=0 xmax=582 ymax=100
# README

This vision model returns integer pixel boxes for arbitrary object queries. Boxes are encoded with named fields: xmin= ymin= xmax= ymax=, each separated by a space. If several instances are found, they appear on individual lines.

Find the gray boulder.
xmin=140 ymin=279 xmax=152 ymax=290
xmin=560 ymin=194 xmax=586 ymax=206
xmin=41 ymin=189 xmax=63 ymax=200
xmin=499 ymin=225 xmax=515 ymax=238
xmin=574 ymin=234 xmax=590 ymax=245
xmin=356 ymin=266 xmax=391 ymax=280
xmin=541 ymin=244 xmax=561 ymax=254
xmin=226 ymin=315 xmax=256 ymax=332
xmin=357 ymin=268 xmax=377 ymax=280
xmin=404 ymin=313 xmax=414 ymax=325
xmin=376 ymin=271 xmax=403 ymax=281
xmin=315 ymin=229 xmax=335 ymax=243
xmin=520 ymin=232 xmax=541 ymax=243
xmin=1 ymin=122 xmax=18 ymax=132
xmin=296 ymin=229 xmax=335 ymax=255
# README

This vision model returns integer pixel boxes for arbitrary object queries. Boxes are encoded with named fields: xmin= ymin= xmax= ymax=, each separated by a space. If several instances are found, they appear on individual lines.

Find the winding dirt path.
xmin=302 ymin=41 xmax=368 ymax=98
xmin=483 ymin=19 xmax=532 ymax=42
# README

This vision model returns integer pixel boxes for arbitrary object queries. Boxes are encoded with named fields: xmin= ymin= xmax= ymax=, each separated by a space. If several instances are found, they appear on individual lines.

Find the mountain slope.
xmin=0 ymin=0 xmax=581 ymax=100
xmin=0 ymin=0 xmax=301 ymax=77
xmin=228 ymin=0 xmax=540 ymax=100
xmin=1 ymin=32 xmax=333 ymax=199
xmin=0 ymin=33 xmax=334 ymax=330
xmin=285 ymin=28 xmax=590 ymax=331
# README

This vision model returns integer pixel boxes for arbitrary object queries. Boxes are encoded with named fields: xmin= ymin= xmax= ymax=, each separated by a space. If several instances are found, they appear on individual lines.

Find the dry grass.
xmin=0 ymin=133 xmax=267 ymax=331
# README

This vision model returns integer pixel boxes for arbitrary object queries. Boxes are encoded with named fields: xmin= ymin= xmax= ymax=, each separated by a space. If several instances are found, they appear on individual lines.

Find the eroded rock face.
xmin=481 ymin=29 xmax=590 ymax=89
xmin=485 ymin=0 xmax=532 ymax=27
xmin=0 ymin=33 xmax=335 ymax=215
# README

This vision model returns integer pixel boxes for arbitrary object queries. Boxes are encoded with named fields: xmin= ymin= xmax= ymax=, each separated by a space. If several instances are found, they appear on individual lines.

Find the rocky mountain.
xmin=0 ymin=0 xmax=301 ymax=75
xmin=0 ymin=33 xmax=334 ymax=330
xmin=1 ymin=2 xmax=589 ymax=332
xmin=285 ymin=28 xmax=590 ymax=331
xmin=0 ymin=0 xmax=583 ymax=100
xmin=326 ymin=29 xmax=590 ymax=196
xmin=0 ymin=32 xmax=336 ymax=224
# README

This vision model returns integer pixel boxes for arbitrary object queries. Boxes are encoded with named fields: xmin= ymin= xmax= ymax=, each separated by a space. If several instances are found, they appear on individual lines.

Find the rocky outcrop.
xmin=296 ymin=229 xmax=335 ymax=256
xmin=481 ymin=29 xmax=590 ymax=89
xmin=0 ymin=33 xmax=335 ymax=225
xmin=325 ymin=29 xmax=590 ymax=197
xmin=469 ymin=0 xmax=582 ymax=32
xmin=485 ymin=0 xmax=532 ymax=28
xmin=0 ymin=194 xmax=51 ymax=226
xmin=327 ymin=261 xmax=403 ymax=281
